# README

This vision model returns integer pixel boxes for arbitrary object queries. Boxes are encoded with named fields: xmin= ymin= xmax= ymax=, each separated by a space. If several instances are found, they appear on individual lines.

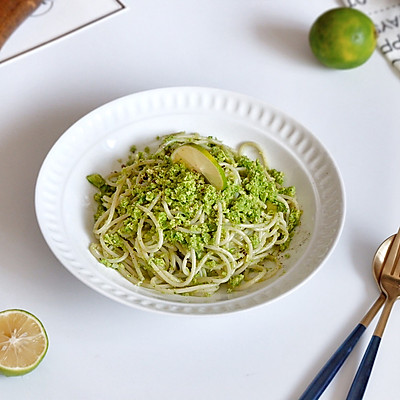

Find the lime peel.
xmin=0 ymin=309 xmax=48 ymax=376
xmin=171 ymin=143 xmax=227 ymax=190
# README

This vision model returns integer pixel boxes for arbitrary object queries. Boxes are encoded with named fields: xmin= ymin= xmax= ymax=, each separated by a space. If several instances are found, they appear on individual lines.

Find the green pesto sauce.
xmin=87 ymin=133 xmax=302 ymax=277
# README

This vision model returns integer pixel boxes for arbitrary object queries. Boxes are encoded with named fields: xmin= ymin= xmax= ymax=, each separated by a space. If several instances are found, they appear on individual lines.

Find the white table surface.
xmin=1 ymin=1 xmax=400 ymax=399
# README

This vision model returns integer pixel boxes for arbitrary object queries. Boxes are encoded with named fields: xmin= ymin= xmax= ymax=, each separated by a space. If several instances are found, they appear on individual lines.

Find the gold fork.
xmin=346 ymin=228 xmax=400 ymax=400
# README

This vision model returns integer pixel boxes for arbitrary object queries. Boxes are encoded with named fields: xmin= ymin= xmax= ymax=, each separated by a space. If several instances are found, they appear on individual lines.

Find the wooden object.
xmin=0 ymin=0 xmax=42 ymax=49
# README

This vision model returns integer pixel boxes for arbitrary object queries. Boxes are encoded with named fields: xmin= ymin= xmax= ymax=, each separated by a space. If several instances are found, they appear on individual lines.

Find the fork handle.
xmin=298 ymin=324 xmax=366 ymax=400
xmin=298 ymin=294 xmax=385 ymax=400
xmin=346 ymin=335 xmax=381 ymax=400
xmin=346 ymin=296 xmax=396 ymax=400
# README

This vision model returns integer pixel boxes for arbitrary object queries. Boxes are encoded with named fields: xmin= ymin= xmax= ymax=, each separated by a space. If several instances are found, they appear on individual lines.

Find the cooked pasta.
xmin=87 ymin=132 xmax=302 ymax=296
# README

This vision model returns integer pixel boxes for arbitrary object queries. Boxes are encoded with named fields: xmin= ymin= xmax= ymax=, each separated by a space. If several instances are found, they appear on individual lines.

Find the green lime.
xmin=309 ymin=7 xmax=377 ymax=69
xmin=0 ymin=309 xmax=48 ymax=376
xmin=171 ymin=143 xmax=227 ymax=190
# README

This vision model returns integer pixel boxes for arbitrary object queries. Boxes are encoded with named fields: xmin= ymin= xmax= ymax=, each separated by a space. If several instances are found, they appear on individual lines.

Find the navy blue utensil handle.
xmin=346 ymin=335 xmax=381 ymax=400
xmin=299 ymin=324 xmax=366 ymax=400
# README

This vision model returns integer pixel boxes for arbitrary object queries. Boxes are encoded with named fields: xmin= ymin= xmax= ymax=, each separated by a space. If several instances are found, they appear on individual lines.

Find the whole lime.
xmin=309 ymin=7 xmax=377 ymax=69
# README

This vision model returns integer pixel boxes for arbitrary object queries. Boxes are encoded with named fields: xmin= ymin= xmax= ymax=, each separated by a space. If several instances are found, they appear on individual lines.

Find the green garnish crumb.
xmin=86 ymin=132 xmax=302 ymax=296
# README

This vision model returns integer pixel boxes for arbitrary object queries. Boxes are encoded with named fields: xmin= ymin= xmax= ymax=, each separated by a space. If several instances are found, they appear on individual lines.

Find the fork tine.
xmin=390 ymin=228 xmax=400 ymax=277
xmin=382 ymin=228 xmax=400 ymax=276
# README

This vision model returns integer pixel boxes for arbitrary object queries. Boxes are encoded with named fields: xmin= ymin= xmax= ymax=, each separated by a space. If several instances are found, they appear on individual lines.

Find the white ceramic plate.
xmin=35 ymin=87 xmax=345 ymax=315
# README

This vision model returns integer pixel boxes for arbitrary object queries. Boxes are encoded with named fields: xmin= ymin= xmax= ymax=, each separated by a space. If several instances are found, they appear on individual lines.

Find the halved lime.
xmin=171 ymin=143 xmax=227 ymax=190
xmin=0 ymin=309 xmax=48 ymax=376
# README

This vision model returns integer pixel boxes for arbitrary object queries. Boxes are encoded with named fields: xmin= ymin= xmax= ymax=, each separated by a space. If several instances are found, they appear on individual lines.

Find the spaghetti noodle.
xmin=87 ymin=132 xmax=301 ymax=296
